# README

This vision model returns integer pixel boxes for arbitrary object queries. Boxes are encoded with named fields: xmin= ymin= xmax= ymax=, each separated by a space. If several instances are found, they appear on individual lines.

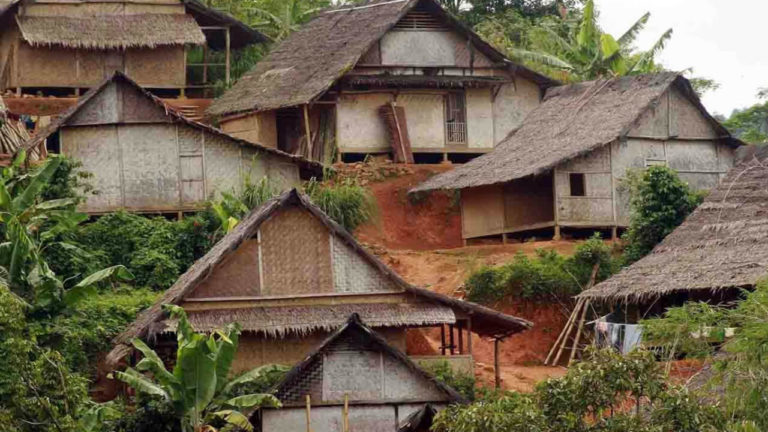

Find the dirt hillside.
xmin=347 ymin=162 xmax=575 ymax=390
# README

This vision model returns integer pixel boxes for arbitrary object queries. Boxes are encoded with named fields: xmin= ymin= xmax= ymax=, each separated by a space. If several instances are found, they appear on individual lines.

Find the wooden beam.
xmin=467 ymin=317 xmax=473 ymax=355
xmin=449 ymin=324 xmax=455 ymax=355
xmin=303 ymin=104 xmax=313 ymax=159
xmin=494 ymin=338 xmax=501 ymax=389
xmin=225 ymin=26 xmax=231 ymax=86
xmin=440 ymin=325 xmax=446 ymax=356
xmin=306 ymin=395 xmax=311 ymax=432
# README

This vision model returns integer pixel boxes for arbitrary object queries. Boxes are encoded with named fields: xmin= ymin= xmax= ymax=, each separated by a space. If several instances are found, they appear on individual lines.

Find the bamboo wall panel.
xmin=503 ymin=174 xmax=553 ymax=229
xmin=119 ymin=123 xmax=180 ymax=208
xmin=331 ymin=236 xmax=400 ymax=294
xmin=62 ymin=126 xmax=123 ymax=211
xmin=125 ymin=47 xmax=185 ymax=87
xmin=203 ymin=131 xmax=241 ymax=198
xmin=260 ymin=207 xmax=333 ymax=296
xmin=461 ymin=184 xmax=504 ymax=238
xmin=188 ymin=239 xmax=260 ymax=299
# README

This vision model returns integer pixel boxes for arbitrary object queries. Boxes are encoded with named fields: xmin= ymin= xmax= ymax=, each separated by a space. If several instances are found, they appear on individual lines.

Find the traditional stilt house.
xmin=259 ymin=314 xmax=465 ymax=432
xmin=578 ymin=146 xmax=768 ymax=318
xmin=107 ymin=188 xmax=531 ymax=384
xmin=0 ymin=0 xmax=264 ymax=97
xmin=413 ymin=73 xmax=742 ymax=243
xmin=206 ymin=0 xmax=556 ymax=162
xmin=545 ymin=147 xmax=768 ymax=360
xmin=22 ymin=72 xmax=322 ymax=215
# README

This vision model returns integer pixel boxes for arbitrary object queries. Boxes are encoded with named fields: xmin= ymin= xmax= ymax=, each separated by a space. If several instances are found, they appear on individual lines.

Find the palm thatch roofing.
xmin=271 ymin=314 xmax=468 ymax=406
xmin=106 ymin=189 xmax=531 ymax=368
xmin=578 ymin=146 xmax=768 ymax=304
xmin=412 ymin=72 xmax=740 ymax=193
xmin=21 ymin=71 xmax=323 ymax=177
xmin=156 ymin=302 xmax=456 ymax=338
xmin=182 ymin=0 xmax=268 ymax=49
xmin=16 ymin=14 xmax=206 ymax=50
xmin=207 ymin=0 xmax=555 ymax=117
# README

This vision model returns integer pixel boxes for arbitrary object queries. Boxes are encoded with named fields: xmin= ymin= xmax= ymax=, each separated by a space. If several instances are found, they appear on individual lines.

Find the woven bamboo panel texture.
xmin=260 ymin=206 xmax=333 ymax=295
xmin=332 ymin=236 xmax=399 ymax=294
xmin=187 ymin=239 xmax=260 ymax=298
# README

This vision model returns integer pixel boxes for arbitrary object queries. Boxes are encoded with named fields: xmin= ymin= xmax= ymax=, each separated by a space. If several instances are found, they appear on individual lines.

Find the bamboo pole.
xmin=545 ymin=297 xmax=582 ymax=365
xmin=494 ymin=338 xmax=501 ymax=389
xmin=467 ymin=317 xmax=473 ymax=355
xmin=552 ymin=298 xmax=583 ymax=366
xmin=343 ymin=394 xmax=349 ymax=432
xmin=305 ymin=395 xmax=311 ymax=432
xmin=303 ymin=104 xmax=313 ymax=159
xmin=568 ymin=299 xmax=591 ymax=366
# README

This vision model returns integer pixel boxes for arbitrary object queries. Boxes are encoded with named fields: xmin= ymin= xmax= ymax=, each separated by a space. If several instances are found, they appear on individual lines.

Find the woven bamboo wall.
xmin=331 ymin=236 xmax=399 ymax=294
xmin=260 ymin=207 xmax=333 ymax=296
xmin=188 ymin=239 xmax=260 ymax=299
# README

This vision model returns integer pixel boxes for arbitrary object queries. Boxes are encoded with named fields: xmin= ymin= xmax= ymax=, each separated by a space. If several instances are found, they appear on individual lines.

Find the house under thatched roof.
xmin=207 ymin=0 xmax=555 ymax=117
xmin=579 ymin=147 xmax=768 ymax=304
xmin=106 ymin=188 xmax=531 ymax=367
xmin=412 ymin=73 xmax=740 ymax=193
xmin=21 ymin=71 xmax=322 ymax=176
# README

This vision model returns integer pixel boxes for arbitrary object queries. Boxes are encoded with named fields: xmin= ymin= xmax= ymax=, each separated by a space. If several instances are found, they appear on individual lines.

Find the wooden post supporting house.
xmin=225 ymin=26 xmax=231 ymax=85
xmin=467 ymin=317 xmax=473 ymax=355
xmin=303 ymin=104 xmax=313 ymax=159
xmin=494 ymin=337 xmax=501 ymax=389
xmin=449 ymin=324 xmax=455 ymax=355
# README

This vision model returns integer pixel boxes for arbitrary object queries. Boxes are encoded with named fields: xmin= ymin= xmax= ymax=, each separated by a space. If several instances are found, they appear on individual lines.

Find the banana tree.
xmin=113 ymin=305 xmax=284 ymax=432
xmin=0 ymin=152 xmax=133 ymax=307
xmin=510 ymin=0 xmax=673 ymax=80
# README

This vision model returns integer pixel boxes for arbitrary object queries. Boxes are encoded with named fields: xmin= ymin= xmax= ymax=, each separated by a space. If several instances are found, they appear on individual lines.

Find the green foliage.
xmin=31 ymin=288 xmax=159 ymax=376
xmin=39 ymin=156 xmax=94 ymax=203
xmin=621 ymin=166 xmax=703 ymax=263
xmin=112 ymin=305 xmax=285 ymax=432
xmin=305 ymin=179 xmax=376 ymax=232
xmin=722 ymin=101 xmax=768 ymax=144
xmin=76 ymin=212 xmax=215 ymax=290
xmin=422 ymin=360 xmax=476 ymax=401
xmin=475 ymin=0 xmax=671 ymax=81
xmin=640 ymin=301 xmax=730 ymax=359
xmin=465 ymin=234 xmax=618 ymax=302
xmin=433 ymin=347 xmax=726 ymax=432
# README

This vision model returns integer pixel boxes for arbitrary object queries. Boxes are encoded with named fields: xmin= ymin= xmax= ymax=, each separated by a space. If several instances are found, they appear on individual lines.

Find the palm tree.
xmin=510 ymin=0 xmax=672 ymax=80
xmin=113 ymin=305 xmax=286 ymax=432
xmin=248 ymin=0 xmax=326 ymax=42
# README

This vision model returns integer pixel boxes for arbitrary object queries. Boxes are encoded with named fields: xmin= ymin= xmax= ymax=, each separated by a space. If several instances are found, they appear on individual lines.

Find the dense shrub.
xmin=433 ymin=347 xmax=727 ymax=432
xmin=305 ymin=178 xmax=376 ymax=232
xmin=40 ymin=156 xmax=94 ymax=202
xmin=422 ymin=360 xmax=476 ymax=401
xmin=621 ymin=166 xmax=704 ymax=263
xmin=74 ymin=212 xmax=215 ymax=290
xmin=465 ymin=234 xmax=618 ymax=302
xmin=31 ymin=288 xmax=158 ymax=376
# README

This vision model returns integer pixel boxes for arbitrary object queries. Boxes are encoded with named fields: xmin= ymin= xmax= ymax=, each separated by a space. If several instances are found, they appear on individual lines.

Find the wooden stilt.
xmin=553 ymin=225 xmax=561 ymax=241
xmin=494 ymin=338 xmax=501 ymax=389
xmin=305 ymin=395 xmax=311 ymax=432
xmin=457 ymin=321 xmax=464 ymax=354
xmin=440 ymin=325 xmax=446 ymax=356
xmin=467 ymin=317 xmax=473 ymax=355
xmin=611 ymin=226 xmax=618 ymax=242
xmin=449 ymin=324 xmax=455 ymax=355
xmin=502 ymin=232 xmax=508 ymax=244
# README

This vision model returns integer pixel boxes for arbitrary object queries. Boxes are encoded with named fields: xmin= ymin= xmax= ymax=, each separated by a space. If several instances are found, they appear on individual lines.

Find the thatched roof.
xmin=16 ymin=14 xmax=206 ymax=50
xmin=183 ymin=0 xmax=268 ymax=49
xmin=0 ymin=0 xmax=18 ymax=19
xmin=156 ymin=302 xmax=455 ymax=338
xmin=398 ymin=404 xmax=438 ymax=432
xmin=579 ymin=147 xmax=768 ymax=303
xmin=22 ymin=72 xmax=323 ymax=177
xmin=207 ymin=0 xmax=555 ymax=117
xmin=412 ymin=73 xmax=740 ymax=193
xmin=272 ymin=314 xmax=468 ymax=406
xmin=106 ymin=189 xmax=531 ymax=368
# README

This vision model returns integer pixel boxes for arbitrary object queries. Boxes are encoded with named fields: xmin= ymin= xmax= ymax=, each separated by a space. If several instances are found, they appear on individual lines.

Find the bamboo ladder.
xmin=544 ymin=263 xmax=599 ymax=366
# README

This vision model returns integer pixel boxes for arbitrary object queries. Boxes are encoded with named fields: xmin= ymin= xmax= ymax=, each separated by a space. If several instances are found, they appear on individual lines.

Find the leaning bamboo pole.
xmin=550 ymin=298 xmax=583 ymax=366
xmin=545 ymin=297 xmax=581 ymax=365
xmin=568 ymin=299 xmax=591 ymax=366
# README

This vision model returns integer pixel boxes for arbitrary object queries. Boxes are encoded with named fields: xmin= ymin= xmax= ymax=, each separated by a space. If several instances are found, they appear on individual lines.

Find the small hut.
xmin=107 ymin=189 xmax=530 ymax=387
xmin=260 ymin=314 xmax=466 ymax=432
xmin=413 ymin=73 xmax=742 ymax=243
xmin=207 ymin=0 xmax=555 ymax=162
xmin=0 ymin=0 xmax=264 ymax=96
xmin=22 ymin=72 xmax=322 ymax=215
xmin=547 ymin=147 xmax=768 ymax=360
